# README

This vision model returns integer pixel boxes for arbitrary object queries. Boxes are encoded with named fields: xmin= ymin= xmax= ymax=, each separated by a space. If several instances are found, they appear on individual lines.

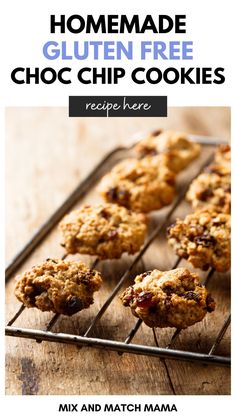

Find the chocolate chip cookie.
xmin=15 ymin=259 xmax=102 ymax=315
xmin=98 ymin=156 xmax=176 ymax=213
xmin=214 ymin=144 xmax=231 ymax=168
xmin=135 ymin=130 xmax=201 ymax=173
xmin=167 ymin=209 xmax=231 ymax=272
xmin=120 ymin=268 xmax=215 ymax=329
xmin=186 ymin=164 xmax=231 ymax=214
xmin=59 ymin=203 xmax=147 ymax=259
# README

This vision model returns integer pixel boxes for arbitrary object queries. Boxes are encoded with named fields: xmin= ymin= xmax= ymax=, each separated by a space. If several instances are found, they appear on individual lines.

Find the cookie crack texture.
xmin=59 ymin=203 xmax=147 ymax=259
xmin=120 ymin=267 xmax=215 ymax=329
xmin=167 ymin=209 xmax=231 ymax=272
xmin=15 ymin=259 xmax=103 ymax=316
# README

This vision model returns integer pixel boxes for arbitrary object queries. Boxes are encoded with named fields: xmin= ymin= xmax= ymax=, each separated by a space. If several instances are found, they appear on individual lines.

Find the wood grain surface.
xmin=5 ymin=107 xmax=231 ymax=395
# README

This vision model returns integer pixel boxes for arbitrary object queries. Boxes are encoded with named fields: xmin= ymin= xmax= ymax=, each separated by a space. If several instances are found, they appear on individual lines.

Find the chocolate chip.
xmin=140 ymin=271 xmax=152 ymax=279
xmin=100 ymin=209 xmax=110 ymax=219
xmin=27 ymin=285 xmax=46 ymax=304
xmin=139 ymin=146 xmax=158 ymax=158
xmin=136 ymin=291 xmax=153 ymax=307
xmin=218 ymin=196 xmax=226 ymax=206
xmin=99 ymin=230 xmax=118 ymax=243
xmin=198 ymin=188 xmax=214 ymax=201
xmin=188 ymin=232 xmax=196 ymax=241
xmin=194 ymin=234 xmax=216 ymax=247
xmin=71 ymin=237 xmax=82 ymax=247
xmin=107 ymin=187 xmax=118 ymax=201
xmin=149 ymin=306 xmax=157 ymax=314
xmin=166 ymin=176 xmax=175 ymax=186
xmin=64 ymin=296 xmax=83 ymax=315
xmin=78 ymin=271 xmax=95 ymax=285
xmin=89 ymin=269 xmax=96 ymax=276
xmin=151 ymin=129 xmax=162 ymax=137
xmin=106 ymin=187 xmax=130 ymax=204
xmin=183 ymin=291 xmax=200 ymax=302
xmin=162 ymin=285 xmax=175 ymax=295
xmin=118 ymin=189 xmax=130 ymax=202
xmin=79 ymin=277 xmax=90 ymax=285
xmin=212 ymin=218 xmax=222 ymax=226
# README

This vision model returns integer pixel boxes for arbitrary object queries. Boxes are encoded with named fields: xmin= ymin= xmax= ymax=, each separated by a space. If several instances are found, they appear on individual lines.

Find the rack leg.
xmin=152 ymin=328 xmax=176 ymax=395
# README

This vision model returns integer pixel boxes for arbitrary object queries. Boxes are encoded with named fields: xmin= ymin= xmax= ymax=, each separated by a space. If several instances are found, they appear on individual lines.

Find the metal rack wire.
xmin=5 ymin=135 xmax=231 ymax=367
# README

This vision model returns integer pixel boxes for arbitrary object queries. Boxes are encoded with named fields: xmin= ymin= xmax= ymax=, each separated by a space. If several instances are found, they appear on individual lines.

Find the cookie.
xmin=15 ymin=259 xmax=102 ymax=315
xmin=120 ymin=268 xmax=215 ymax=329
xmin=59 ymin=203 xmax=147 ymax=259
xmin=167 ymin=209 xmax=231 ymax=272
xmin=98 ymin=156 xmax=176 ymax=213
xmin=214 ymin=144 xmax=231 ymax=168
xmin=186 ymin=164 xmax=231 ymax=214
xmin=135 ymin=130 xmax=201 ymax=173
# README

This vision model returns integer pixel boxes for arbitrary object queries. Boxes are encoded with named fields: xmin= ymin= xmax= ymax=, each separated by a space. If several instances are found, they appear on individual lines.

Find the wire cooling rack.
xmin=5 ymin=134 xmax=231 ymax=367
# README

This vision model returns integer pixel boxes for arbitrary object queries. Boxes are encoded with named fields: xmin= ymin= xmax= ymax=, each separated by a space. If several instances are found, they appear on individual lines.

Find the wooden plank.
xmin=5 ymin=107 xmax=230 ymax=395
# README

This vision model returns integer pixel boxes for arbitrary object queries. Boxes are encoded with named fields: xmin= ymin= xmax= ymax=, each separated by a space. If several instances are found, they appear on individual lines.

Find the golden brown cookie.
xmin=135 ymin=130 xmax=201 ymax=173
xmin=15 ymin=259 xmax=102 ymax=315
xmin=186 ymin=164 xmax=231 ymax=214
xmin=98 ymin=156 xmax=176 ymax=213
xmin=120 ymin=268 xmax=215 ymax=329
xmin=214 ymin=144 xmax=231 ymax=168
xmin=59 ymin=203 xmax=147 ymax=259
xmin=167 ymin=209 xmax=231 ymax=272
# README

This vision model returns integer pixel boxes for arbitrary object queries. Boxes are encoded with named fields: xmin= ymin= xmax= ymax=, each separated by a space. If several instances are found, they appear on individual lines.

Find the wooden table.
xmin=5 ymin=107 xmax=231 ymax=395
